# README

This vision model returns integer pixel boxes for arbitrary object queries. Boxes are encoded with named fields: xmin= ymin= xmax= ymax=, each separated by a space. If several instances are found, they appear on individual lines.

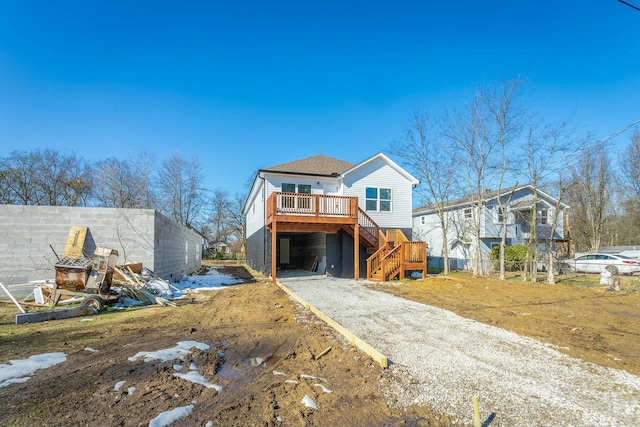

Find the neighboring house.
xmin=412 ymin=184 xmax=570 ymax=272
xmin=212 ymin=242 xmax=232 ymax=254
xmin=243 ymin=153 xmax=427 ymax=281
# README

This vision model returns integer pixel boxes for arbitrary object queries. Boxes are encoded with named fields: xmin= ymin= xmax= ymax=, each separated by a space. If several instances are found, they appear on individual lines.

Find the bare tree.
xmin=0 ymin=150 xmax=42 ymax=204
xmin=0 ymin=149 xmax=91 ymax=206
xmin=442 ymin=78 xmax=526 ymax=276
xmin=155 ymin=153 xmax=208 ymax=226
xmin=93 ymin=158 xmax=147 ymax=208
xmin=520 ymin=120 xmax=580 ymax=283
xmin=228 ymin=192 xmax=247 ymax=248
xmin=210 ymin=189 xmax=231 ymax=243
xmin=133 ymin=150 xmax=157 ymax=209
xmin=481 ymin=76 xmax=525 ymax=280
xmin=568 ymin=141 xmax=613 ymax=252
xmin=390 ymin=111 xmax=456 ymax=274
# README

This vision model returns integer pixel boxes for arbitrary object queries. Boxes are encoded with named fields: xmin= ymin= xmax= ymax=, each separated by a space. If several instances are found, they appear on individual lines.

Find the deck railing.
xmin=267 ymin=192 xmax=358 ymax=221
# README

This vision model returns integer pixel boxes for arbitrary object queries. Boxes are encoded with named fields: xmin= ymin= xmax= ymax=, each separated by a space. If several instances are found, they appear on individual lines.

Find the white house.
xmin=243 ymin=153 xmax=426 ymax=281
xmin=412 ymin=184 xmax=570 ymax=272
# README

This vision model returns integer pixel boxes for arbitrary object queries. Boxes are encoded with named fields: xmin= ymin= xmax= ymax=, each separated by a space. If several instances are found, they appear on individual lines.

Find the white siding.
xmin=264 ymin=174 xmax=342 ymax=200
xmin=343 ymin=157 xmax=413 ymax=229
xmin=245 ymin=179 xmax=265 ymax=237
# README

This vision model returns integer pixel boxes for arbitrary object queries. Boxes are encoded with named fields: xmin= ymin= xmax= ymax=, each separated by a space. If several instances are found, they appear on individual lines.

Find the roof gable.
xmin=261 ymin=154 xmax=354 ymax=176
xmin=342 ymin=152 xmax=419 ymax=185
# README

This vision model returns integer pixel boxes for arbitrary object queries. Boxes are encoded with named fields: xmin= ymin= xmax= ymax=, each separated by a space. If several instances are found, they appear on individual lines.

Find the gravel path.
xmin=278 ymin=272 xmax=640 ymax=427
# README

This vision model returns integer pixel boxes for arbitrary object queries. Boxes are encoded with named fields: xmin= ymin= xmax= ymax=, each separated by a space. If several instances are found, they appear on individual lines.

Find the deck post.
xmin=271 ymin=220 xmax=277 ymax=282
xmin=354 ymin=223 xmax=359 ymax=280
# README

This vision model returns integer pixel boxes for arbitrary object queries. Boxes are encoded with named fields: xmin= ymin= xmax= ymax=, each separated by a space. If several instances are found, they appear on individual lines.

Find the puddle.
xmin=216 ymin=364 xmax=248 ymax=380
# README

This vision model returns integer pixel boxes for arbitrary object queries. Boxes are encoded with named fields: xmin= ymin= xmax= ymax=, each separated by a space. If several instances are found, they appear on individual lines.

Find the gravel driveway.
xmin=278 ymin=272 xmax=640 ymax=426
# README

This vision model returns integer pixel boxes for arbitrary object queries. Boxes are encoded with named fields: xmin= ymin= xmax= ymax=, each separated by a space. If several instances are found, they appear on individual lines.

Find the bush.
xmin=489 ymin=244 xmax=528 ymax=271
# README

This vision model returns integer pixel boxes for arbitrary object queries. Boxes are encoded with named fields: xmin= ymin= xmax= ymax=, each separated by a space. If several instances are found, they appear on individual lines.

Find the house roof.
xmin=261 ymin=154 xmax=355 ymax=177
xmin=413 ymin=184 xmax=568 ymax=215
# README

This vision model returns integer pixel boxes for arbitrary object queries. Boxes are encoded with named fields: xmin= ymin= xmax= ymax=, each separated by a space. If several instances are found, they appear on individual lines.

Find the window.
xmin=464 ymin=208 xmax=472 ymax=219
xmin=496 ymin=207 xmax=506 ymax=223
xmin=281 ymin=183 xmax=312 ymax=209
xmin=420 ymin=216 xmax=426 ymax=225
xmin=365 ymin=187 xmax=392 ymax=212
xmin=298 ymin=184 xmax=311 ymax=194
xmin=540 ymin=209 xmax=548 ymax=225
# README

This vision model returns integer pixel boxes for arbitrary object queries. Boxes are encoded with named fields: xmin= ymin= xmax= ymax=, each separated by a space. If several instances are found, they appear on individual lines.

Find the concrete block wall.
xmin=153 ymin=211 xmax=202 ymax=280
xmin=0 ymin=205 xmax=203 ymax=285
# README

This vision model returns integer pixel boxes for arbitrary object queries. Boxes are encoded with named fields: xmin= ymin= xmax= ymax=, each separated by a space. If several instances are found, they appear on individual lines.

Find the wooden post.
xmin=271 ymin=220 xmax=277 ymax=282
xmin=354 ymin=223 xmax=359 ymax=280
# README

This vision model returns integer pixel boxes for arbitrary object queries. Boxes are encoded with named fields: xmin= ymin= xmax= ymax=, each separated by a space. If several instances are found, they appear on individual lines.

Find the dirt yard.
xmin=1 ymin=264 xmax=639 ymax=426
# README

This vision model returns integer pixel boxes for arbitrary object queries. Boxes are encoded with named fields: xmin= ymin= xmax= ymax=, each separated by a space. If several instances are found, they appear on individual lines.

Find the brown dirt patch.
xmin=367 ymin=273 xmax=640 ymax=377
xmin=0 ymin=264 xmax=450 ymax=427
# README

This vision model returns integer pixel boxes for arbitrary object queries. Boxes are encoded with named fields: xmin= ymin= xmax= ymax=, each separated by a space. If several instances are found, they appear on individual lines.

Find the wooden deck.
xmin=266 ymin=192 xmax=359 ymax=232
xmin=266 ymin=192 xmax=426 ymax=282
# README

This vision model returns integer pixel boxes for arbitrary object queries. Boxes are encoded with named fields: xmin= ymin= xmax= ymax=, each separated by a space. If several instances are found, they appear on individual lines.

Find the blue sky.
xmin=1 ymin=1 xmax=638 ymax=196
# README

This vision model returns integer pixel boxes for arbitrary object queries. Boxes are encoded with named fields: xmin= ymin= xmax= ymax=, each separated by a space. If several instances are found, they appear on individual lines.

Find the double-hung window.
xmin=365 ymin=187 xmax=392 ymax=212
xmin=281 ymin=183 xmax=312 ymax=210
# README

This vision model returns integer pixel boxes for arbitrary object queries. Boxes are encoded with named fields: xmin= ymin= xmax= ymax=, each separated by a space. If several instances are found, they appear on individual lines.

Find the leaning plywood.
xmin=15 ymin=307 xmax=97 ymax=324
xmin=63 ymin=226 xmax=88 ymax=258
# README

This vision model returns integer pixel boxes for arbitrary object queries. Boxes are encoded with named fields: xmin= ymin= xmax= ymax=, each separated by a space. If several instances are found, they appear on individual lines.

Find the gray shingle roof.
xmin=261 ymin=154 xmax=354 ymax=176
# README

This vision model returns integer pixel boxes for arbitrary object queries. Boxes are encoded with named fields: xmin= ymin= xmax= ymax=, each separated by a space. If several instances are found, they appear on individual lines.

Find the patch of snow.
xmin=301 ymin=395 xmax=318 ymax=410
xmin=112 ymin=297 xmax=146 ymax=308
xmin=314 ymin=383 xmax=332 ymax=393
xmin=0 ymin=352 xmax=67 ymax=388
xmin=114 ymin=380 xmax=127 ymax=391
xmin=148 ymin=404 xmax=194 ymax=427
xmin=84 ymin=347 xmax=98 ymax=353
xmin=128 ymin=341 xmax=211 ymax=363
xmin=173 ymin=364 xmax=183 ymax=371
xmin=172 ymin=267 xmax=243 ymax=293
xmin=127 ymin=386 xmax=136 ymax=395
xmin=173 ymin=371 xmax=222 ymax=392
xmin=285 ymin=380 xmax=298 ymax=384
xmin=273 ymin=370 xmax=287 ymax=376
xmin=243 ymin=357 xmax=264 ymax=366
xmin=300 ymin=374 xmax=327 ymax=382
xmin=205 ymin=422 xmax=214 ymax=427
xmin=189 ymin=362 xmax=197 ymax=370
xmin=79 ymin=318 xmax=94 ymax=322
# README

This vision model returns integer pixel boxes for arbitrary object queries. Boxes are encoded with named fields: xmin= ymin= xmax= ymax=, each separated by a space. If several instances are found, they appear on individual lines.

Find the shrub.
xmin=489 ymin=244 xmax=528 ymax=271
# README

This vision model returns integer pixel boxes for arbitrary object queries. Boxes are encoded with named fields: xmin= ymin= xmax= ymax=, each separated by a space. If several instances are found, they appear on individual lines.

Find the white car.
xmin=570 ymin=253 xmax=640 ymax=275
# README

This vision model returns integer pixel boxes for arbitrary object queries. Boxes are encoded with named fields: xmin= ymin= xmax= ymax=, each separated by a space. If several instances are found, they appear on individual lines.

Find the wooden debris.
xmin=315 ymin=346 xmax=332 ymax=360
xmin=1 ymin=283 xmax=26 ymax=314
xmin=15 ymin=307 xmax=96 ymax=324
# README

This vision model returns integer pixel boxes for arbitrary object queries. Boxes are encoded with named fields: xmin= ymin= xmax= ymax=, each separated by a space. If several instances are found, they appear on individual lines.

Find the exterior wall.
xmin=245 ymin=178 xmax=265 ymax=237
xmin=325 ymin=230 xmax=367 ymax=279
xmin=0 ymin=205 xmax=202 ymax=285
xmin=245 ymin=226 xmax=268 ymax=275
xmin=152 ymin=212 xmax=202 ymax=280
xmin=263 ymin=174 xmax=342 ymax=199
xmin=343 ymin=157 xmax=414 ymax=229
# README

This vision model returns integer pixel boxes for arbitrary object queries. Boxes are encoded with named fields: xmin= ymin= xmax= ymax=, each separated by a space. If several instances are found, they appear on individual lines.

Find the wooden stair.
xmin=343 ymin=208 xmax=427 ymax=282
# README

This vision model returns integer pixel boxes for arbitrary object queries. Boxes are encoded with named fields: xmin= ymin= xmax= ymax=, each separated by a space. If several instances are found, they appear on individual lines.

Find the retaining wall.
xmin=0 ymin=205 xmax=203 ymax=284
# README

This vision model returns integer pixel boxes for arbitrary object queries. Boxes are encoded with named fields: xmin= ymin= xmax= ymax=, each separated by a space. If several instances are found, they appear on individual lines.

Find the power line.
xmin=617 ymin=0 xmax=640 ymax=12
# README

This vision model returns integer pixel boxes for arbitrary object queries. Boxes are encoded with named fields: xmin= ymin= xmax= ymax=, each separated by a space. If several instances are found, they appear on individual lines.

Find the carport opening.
xmin=276 ymin=232 xmax=327 ymax=275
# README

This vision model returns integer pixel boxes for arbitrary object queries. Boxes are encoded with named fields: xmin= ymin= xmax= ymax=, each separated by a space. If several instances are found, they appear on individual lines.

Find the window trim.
xmin=365 ymin=186 xmax=392 ymax=212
